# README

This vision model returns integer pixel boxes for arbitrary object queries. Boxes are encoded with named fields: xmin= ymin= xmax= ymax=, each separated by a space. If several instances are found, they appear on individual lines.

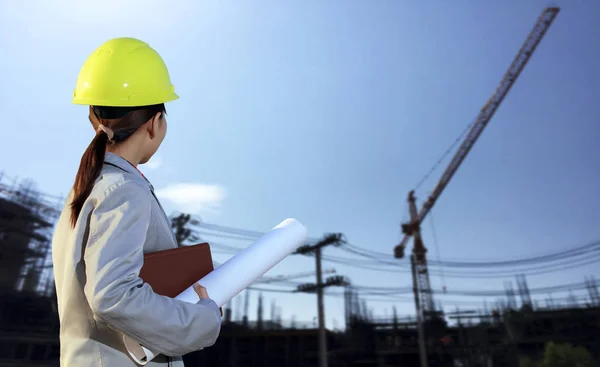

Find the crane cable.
xmin=413 ymin=118 xmax=475 ymax=192
xmin=428 ymin=210 xmax=446 ymax=293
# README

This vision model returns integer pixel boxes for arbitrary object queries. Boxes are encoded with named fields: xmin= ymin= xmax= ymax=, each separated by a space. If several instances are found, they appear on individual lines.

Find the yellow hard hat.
xmin=72 ymin=37 xmax=179 ymax=107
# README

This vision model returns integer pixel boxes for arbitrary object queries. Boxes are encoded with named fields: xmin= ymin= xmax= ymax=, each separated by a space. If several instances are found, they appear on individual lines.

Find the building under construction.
xmin=2 ymin=283 xmax=600 ymax=366
xmin=0 ymin=173 xmax=59 ymax=296
xmin=0 ymin=173 xmax=62 ymax=366
xmin=0 ymin=172 xmax=600 ymax=366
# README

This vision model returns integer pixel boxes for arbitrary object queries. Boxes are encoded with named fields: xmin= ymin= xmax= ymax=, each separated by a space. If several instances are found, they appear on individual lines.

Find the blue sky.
xmin=1 ymin=0 xmax=599 ymax=328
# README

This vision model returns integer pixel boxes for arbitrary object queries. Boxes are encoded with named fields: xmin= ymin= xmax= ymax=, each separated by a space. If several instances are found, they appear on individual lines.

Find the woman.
xmin=51 ymin=37 xmax=222 ymax=366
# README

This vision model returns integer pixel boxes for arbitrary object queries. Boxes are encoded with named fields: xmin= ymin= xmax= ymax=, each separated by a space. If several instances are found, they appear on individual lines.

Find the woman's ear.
xmin=148 ymin=112 xmax=162 ymax=139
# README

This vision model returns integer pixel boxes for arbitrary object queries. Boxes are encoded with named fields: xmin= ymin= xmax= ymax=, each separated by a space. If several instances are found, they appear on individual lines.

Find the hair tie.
xmin=97 ymin=125 xmax=114 ymax=141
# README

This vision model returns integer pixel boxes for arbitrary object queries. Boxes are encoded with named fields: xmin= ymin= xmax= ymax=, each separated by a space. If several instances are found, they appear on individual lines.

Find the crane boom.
xmin=396 ymin=6 xmax=560 ymax=253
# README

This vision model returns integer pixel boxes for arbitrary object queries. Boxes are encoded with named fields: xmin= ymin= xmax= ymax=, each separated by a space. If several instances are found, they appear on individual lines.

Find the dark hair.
xmin=69 ymin=103 xmax=166 ymax=228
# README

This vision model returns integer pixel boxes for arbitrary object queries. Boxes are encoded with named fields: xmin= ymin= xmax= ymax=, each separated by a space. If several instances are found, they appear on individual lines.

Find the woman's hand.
xmin=193 ymin=283 xmax=209 ymax=299
xmin=193 ymin=283 xmax=223 ymax=317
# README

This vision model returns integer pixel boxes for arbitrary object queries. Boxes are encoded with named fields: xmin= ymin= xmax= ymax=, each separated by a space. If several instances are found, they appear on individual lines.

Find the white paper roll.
xmin=124 ymin=218 xmax=307 ymax=365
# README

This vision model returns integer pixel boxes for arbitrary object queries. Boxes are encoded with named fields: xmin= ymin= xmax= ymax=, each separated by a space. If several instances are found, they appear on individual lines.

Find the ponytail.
xmin=69 ymin=131 xmax=109 ymax=227
xmin=69 ymin=103 xmax=166 ymax=228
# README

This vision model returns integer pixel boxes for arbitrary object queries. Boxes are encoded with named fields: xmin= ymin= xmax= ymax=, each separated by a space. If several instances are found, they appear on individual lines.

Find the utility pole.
xmin=243 ymin=289 xmax=250 ymax=327
xmin=296 ymin=233 xmax=347 ymax=367
xmin=171 ymin=213 xmax=192 ymax=245
xmin=315 ymin=245 xmax=326 ymax=362
xmin=257 ymin=292 xmax=263 ymax=330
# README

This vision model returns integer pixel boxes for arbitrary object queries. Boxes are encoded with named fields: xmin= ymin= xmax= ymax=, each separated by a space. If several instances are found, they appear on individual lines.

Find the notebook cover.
xmin=139 ymin=243 xmax=215 ymax=299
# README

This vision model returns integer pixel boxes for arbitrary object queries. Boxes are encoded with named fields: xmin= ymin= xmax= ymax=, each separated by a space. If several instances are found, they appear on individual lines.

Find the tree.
xmin=540 ymin=342 xmax=594 ymax=367
xmin=522 ymin=342 xmax=595 ymax=367
xmin=520 ymin=356 xmax=538 ymax=367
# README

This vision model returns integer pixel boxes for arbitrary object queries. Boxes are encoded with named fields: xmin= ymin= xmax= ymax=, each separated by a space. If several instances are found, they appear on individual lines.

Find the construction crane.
xmin=393 ymin=7 xmax=560 ymax=367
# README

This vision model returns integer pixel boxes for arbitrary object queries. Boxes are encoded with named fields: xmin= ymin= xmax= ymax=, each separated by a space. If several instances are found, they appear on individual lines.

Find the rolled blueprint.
xmin=124 ymin=218 xmax=308 ymax=365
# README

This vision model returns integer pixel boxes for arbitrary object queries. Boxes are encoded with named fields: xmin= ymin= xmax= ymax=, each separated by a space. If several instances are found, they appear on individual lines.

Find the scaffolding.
xmin=0 ymin=172 xmax=62 ymax=296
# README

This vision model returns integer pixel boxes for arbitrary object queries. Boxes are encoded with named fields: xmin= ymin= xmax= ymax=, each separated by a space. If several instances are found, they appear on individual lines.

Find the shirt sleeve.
xmin=83 ymin=181 xmax=222 ymax=356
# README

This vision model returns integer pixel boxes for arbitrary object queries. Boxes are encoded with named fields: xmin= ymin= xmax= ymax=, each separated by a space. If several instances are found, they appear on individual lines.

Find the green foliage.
xmin=520 ymin=356 xmax=539 ymax=367
xmin=540 ymin=342 xmax=594 ymax=367
xmin=521 ymin=342 xmax=595 ymax=367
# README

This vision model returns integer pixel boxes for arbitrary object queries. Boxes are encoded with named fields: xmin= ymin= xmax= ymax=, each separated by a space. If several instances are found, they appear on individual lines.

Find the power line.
xmin=342 ymin=239 xmax=600 ymax=268
xmin=193 ymin=219 xmax=600 ymax=279
xmin=250 ymin=280 xmax=592 ymax=299
xmin=329 ymin=248 xmax=600 ymax=278
xmin=192 ymin=218 xmax=600 ymax=268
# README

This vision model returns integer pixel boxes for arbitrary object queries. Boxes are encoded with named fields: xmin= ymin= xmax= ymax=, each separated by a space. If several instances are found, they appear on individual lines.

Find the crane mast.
xmin=394 ymin=7 xmax=560 ymax=367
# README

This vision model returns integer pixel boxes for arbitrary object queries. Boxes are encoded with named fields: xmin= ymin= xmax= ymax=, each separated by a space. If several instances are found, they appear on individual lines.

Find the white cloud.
xmin=154 ymin=183 xmax=226 ymax=215
xmin=144 ymin=156 xmax=163 ymax=170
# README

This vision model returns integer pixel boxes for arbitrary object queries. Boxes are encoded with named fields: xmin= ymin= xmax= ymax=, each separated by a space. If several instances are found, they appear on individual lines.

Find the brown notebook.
xmin=139 ymin=242 xmax=215 ymax=298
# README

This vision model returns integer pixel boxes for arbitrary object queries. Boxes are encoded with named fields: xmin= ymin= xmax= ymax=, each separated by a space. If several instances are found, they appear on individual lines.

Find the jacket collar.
xmin=104 ymin=152 xmax=152 ymax=189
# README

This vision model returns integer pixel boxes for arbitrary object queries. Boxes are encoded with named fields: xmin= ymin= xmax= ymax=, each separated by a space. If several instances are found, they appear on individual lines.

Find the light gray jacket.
xmin=51 ymin=152 xmax=221 ymax=367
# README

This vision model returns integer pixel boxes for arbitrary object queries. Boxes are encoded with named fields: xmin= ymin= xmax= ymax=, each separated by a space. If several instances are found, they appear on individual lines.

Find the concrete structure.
xmin=0 ymin=197 xmax=38 ymax=292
